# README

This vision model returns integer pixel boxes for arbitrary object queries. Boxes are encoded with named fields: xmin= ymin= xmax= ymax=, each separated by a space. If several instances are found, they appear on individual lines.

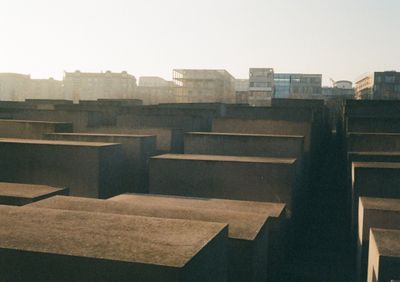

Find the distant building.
xmin=333 ymin=80 xmax=352 ymax=89
xmin=28 ymin=78 xmax=63 ymax=100
xmin=137 ymin=76 xmax=176 ymax=105
xmin=355 ymin=71 xmax=400 ymax=100
xmin=63 ymin=71 xmax=137 ymax=103
xmin=248 ymin=68 xmax=274 ymax=106
xmin=274 ymin=73 xmax=322 ymax=99
xmin=235 ymin=79 xmax=249 ymax=92
xmin=173 ymin=69 xmax=236 ymax=103
xmin=0 ymin=73 xmax=31 ymax=101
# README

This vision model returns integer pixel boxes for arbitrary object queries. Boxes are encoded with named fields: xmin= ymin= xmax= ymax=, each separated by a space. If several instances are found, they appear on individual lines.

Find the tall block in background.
xmin=0 ymin=119 xmax=72 ymax=139
xmin=149 ymin=154 xmax=298 ymax=219
xmin=0 ymin=206 xmax=228 ymax=282
xmin=0 ymin=139 xmax=125 ymax=198
xmin=368 ymin=228 xmax=400 ymax=282
xmin=86 ymin=127 xmax=184 ymax=153
xmin=347 ymin=133 xmax=400 ymax=152
xmin=45 ymin=133 xmax=157 ymax=193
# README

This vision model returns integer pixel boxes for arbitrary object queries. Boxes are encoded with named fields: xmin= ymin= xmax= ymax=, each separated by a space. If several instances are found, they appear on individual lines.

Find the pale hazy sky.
xmin=0 ymin=0 xmax=399 ymax=85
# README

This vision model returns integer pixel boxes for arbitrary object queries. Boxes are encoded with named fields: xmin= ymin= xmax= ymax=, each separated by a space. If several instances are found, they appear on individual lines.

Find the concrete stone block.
xmin=29 ymin=194 xmax=286 ymax=282
xmin=358 ymin=197 xmax=400 ymax=281
xmin=0 ymin=138 xmax=125 ymax=198
xmin=347 ymin=133 xmax=400 ymax=152
xmin=86 ymin=127 xmax=183 ymax=153
xmin=0 ymin=205 xmax=227 ymax=282
xmin=347 ymin=116 xmax=400 ymax=133
xmin=352 ymin=162 xmax=400 ymax=235
xmin=149 ymin=154 xmax=298 ymax=218
xmin=368 ymin=228 xmax=400 ymax=282
xmin=0 ymin=119 xmax=72 ymax=139
xmin=0 ymin=182 xmax=68 ymax=206
xmin=45 ymin=133 xmax=157 ymax=193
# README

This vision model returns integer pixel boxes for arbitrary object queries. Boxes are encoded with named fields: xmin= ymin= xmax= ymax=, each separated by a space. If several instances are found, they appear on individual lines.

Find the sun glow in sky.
xmin=0 ymin=0 xmax=399 ymax=85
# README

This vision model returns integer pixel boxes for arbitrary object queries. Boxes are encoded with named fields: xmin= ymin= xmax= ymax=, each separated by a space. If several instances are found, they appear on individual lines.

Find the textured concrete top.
xmin=29 ymin=195 xmax=272 ymax=240
xmin=353 ymin=161 xmax=400 ymax=169
xmin=1 ymin=205 xmax=226 ymax=267
xmin=360 ymin=197 xmax=400 ymax=212
xmin=152 ymin=154 xmax=296 ymax=165
xmin=349 ymin=152 xmax=400 ymax=157
xmin=47 ymin=133 xmax=153 ymax=138
xmin=0 ymin=182 xmax=65 ymax=198
xmin=0 ymin=119 xmax=70 ymax=125
xmin=370 ymin=228 xmax=400 ymax=257
xmin=187 ymin=132 xmax=304 ymax=139
xmin=111 ymin=193 xmax=286 ymax=217
xmin=0 ymin=138 xmax=118 ymax=147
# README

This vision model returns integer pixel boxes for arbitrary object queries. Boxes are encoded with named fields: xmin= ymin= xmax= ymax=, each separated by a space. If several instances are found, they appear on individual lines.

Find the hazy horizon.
xmin=1 ymin=0 xmax=399 ymax=86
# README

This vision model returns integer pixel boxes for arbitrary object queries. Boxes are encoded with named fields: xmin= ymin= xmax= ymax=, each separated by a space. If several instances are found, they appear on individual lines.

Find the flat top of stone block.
xmin=348 ymin=132 xmax=400 ymax=137
xmin=0 ymin=182 xmax=66 ymax=198
xmin=187 ymin=132 xmax=304 ymax=139
xmin=0 ymin=119 xmax=70 ymax=125
xmin=353 ymin=161 xmax=400 ymax=169
xmin=29 ymin=195 xmax=273 ymax=240
xmin=1 ymin=205 xmax=226 ymax=267
xmin=360 ymin=197 xmax=400 ymax=212
xmin=152 ymin=154 xmax=296 ymax=164
xmin=349 ymin=151 xmax=400 ymax=156
xmin=47 ymin=132 xmax=154 ymax=138
xmin=370 ymin=228 xmax=400 ymax=257
xmin=111 ymin=193 xmax=286 ymax=217
xmin=0 ymin=138 xmax=119 ymax=147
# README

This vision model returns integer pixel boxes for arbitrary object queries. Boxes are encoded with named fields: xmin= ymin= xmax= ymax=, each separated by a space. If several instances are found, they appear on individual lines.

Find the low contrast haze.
xmin=0 ymin=0 xmax=399 ymax=85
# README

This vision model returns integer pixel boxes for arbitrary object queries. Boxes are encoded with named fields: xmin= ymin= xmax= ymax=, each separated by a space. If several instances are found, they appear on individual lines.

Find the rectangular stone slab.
xmin=29 ymin=194 xmax=285 ymax=282
xmin=86 ymin=127 xmax=184 ymax=153
xmin=347 ymin=116 xmax=400 ymax=133
xmin=358 ymin=197 xmax=400 ymax=282
xmin=0 ymin=119 xmax=72 ymax=139
xmin=352 ymin=162 xmax=400 ymax=235
xmin=368 ymin=228 xmax=400 ymax=282
xmin=347 ymin=133 xmax=400 ymax=152
xmin=149 ymin=154 xmax=297 ymax=219
xmin=0 ymin=138 xmax=125 ymax=198
xmin=0 ymin=205 xmax=227 ymax=282
xmin=45 ymin=133 xmax=157 ymax=193
xmin=0 ymin=182 xmax=68 ymax=206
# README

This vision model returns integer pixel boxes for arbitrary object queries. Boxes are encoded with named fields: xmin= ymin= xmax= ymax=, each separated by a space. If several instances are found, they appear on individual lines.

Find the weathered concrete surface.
xmin=0 ymin=119 xmax=72 ymax=139
xmin=45 ymin=133 xmax=157 ymax=193
xmin=212 ymin=117 xmax=312 ymax=154
xmin=347 ymin=116 xmax=400 ymax=133
xmin=0 ymin=205 xmax=227 ymax=282
xmin=347 ymin=133 xmax=400 ymax=152
xmin=0 ymin=138 xmax=125 ymax=198
xmin=0 ymin=182 xmax=68 ymax=206
xmin=352 ymin=162 xmax=400 ymax=236
xmin=86 ymin=127 xmax=183 ymax=153
xmin=30 ymin=194 xmax=285 ymax=282
xmin=185 ymin=132 xmax=304 ymax=160
xmin=358 ymin=197 xmax=400 ymax=282
xmin=109 ymin=193 xmax=287 ymax=282
xmin=149 ymin=154 xmax=298 ymax=218
xmin=368 ymin=228 xmax=400 ymax=282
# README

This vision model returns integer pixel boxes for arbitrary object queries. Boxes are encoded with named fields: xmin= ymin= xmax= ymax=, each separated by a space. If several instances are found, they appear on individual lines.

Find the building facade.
xmin=0 ymin=73 xmax=31 ymax=101
xmin=28 ymin=78 xmax=63 ymax=100
xmin=355 ymin=71 xmax=400 ymax=100
xmin=63 ymin=71 xmax=137 ymax=103
xmin=137 ymin=76 xmax=176 ymax=105
xmin=274 ymin=73 xmax=322 ymax=99
xmin=248 ymin=68 xmax=274 ymax=106
xmin=173 ymin=69 xmax=236 ymax=103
